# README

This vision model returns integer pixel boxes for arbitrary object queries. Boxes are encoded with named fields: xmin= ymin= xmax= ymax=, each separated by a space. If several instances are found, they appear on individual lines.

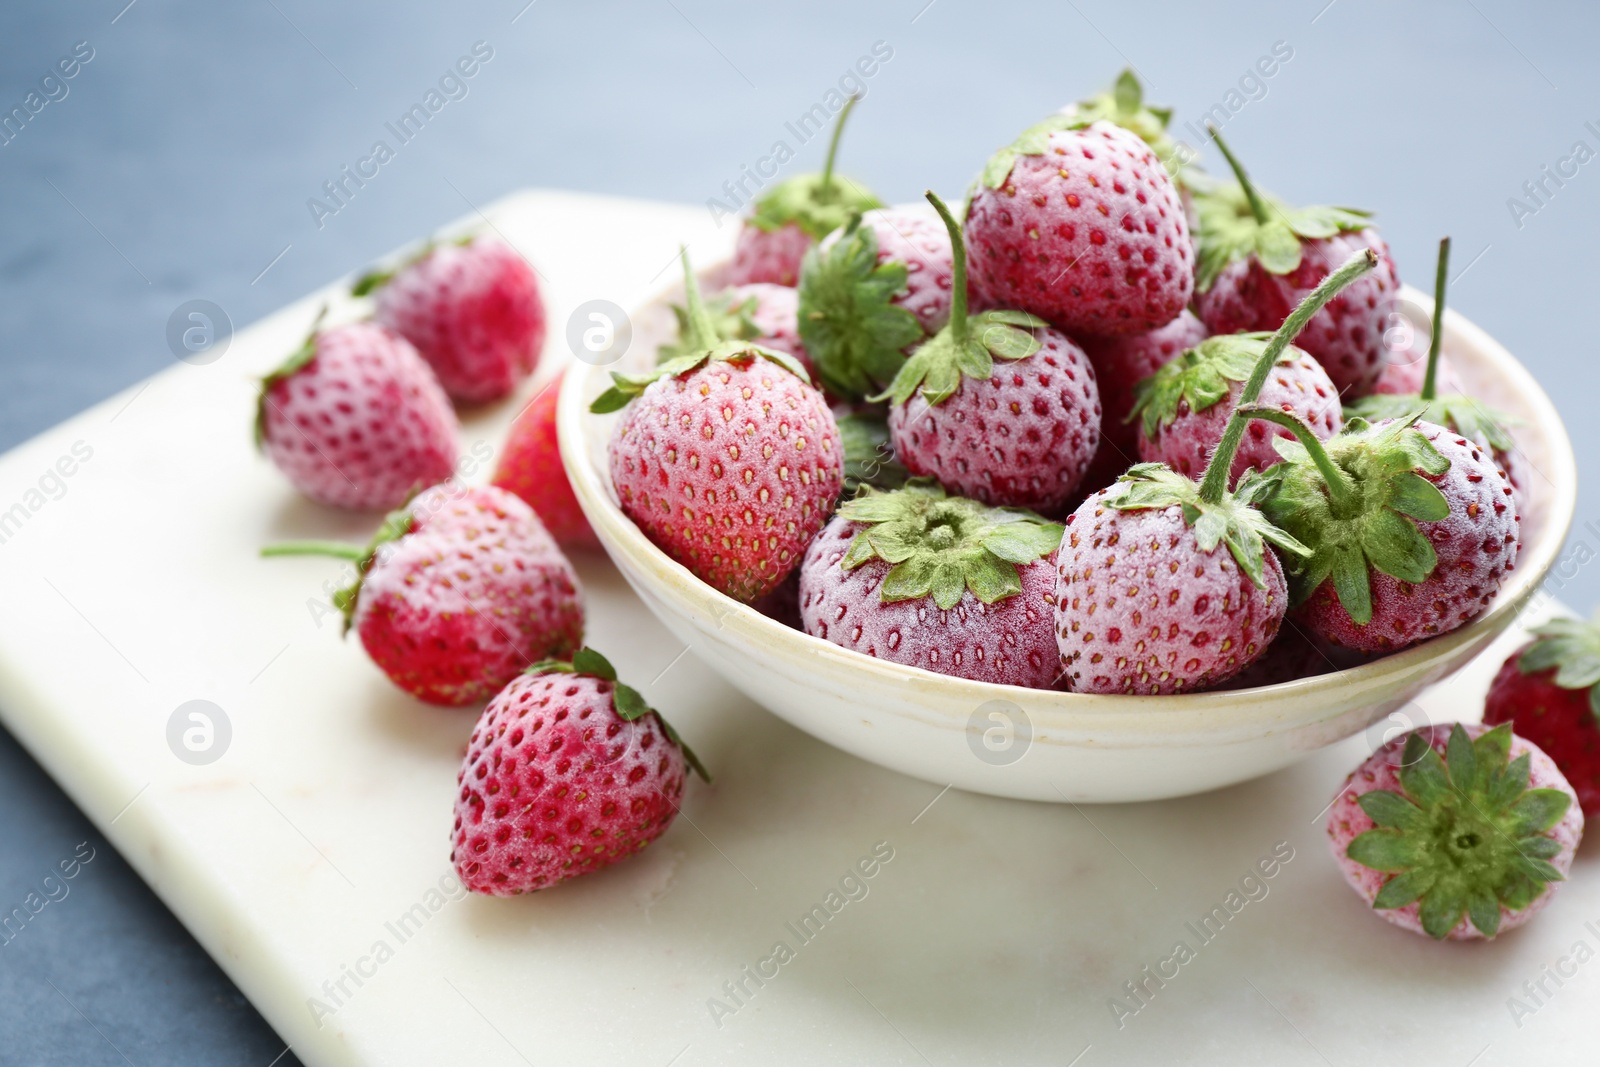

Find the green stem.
xmin=1208 ymin=125 xmax=1269 ymax=226
xmin=1197 ymin=248 xmax=1378 ymax=504
xmin=1233 ymin=405 xmax=1356 ymax=510
xmin=819 ymin=93 xmax=860 ymax=202
xmin=677 ymin=246 xmax=720 ymax=351
xmin=260 ymin=541 xmax=366 ymax=561
xmin=925 ymin=190 xmax=968 ymax=346
xmin=1421 ymin=236 xmax=1450 ymax=401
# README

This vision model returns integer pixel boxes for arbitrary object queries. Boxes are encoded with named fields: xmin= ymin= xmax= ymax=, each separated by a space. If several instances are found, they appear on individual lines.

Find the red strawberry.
xmin=1326 ymin=722 xmax=1581 ymax=940
xmin=256 ymin=318 xmax=458 ymax=511
xmin=1484 ymin=617 xmax=1600 ymax=818
xmin=796 ymin=207 xmax=953 ymax=401
xmin=1256 ymin=413 xmax=1519 ymax=654
xmin=597 ymin=251 xmax=843 ymax=603
xmin=1053 ymin=248 xmax=1380 ymax=694
xmin=727 ymin=96 xmax=880 ymax=287
xmin=884 ymin=192 xmax=1101 ymax=515
xmin=356 ymin=236 xmax=546 ymax=404
xmin=1192 ymin=130 xmax=1400 ymax=397
xmin=798 ymin=481 xmax=1063 ymax=688
xmin=964 ymin=119 xmax=1193 ymax=337
xmin=492 ymin=370 xmax=597 ymax=550
xmin=452 ymin=648 xmax=708 ymax=895
xmin=263 ymin=483 xmax=583 ymax=706
xmin=1131 ymin=335 xmax=1341 ymax=487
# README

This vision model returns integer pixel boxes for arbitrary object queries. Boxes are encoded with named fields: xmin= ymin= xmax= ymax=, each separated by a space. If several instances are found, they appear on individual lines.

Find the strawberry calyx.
xmin=877 ymin=191 xmax=1048 ymax=407
xmin=657 ymin=291 xmax=760 ymax=364
xmin=796 ymin=215 xmax=925 ymax=400
xmin=1249 ymin=409 xmax=1451 ymax=624
xmin=1518 ymin=616 xmax=1600 ymax=719
xmin=1193 ymin=126 xmax=1371 ymax=291
xmin=1345 ymin=237 xmax=1519 ymax=453
xmin=591 ymin=248 xmax=810 ymax=414
xmin=254 ymin=305 xmax=330 ymax=449
xmin=350 ymin=231 xmax=476 ymax=297
xmin=748 ymin=95 xmax=881 ymax=240
xmin=1104 ymin=463 xmax=1310 ymax=590
xmin=1128 ymin=332 xmax=1302 ymax=440
xmin=1346 ymin=723 xmax=1572 ymax=939
xmin=837 ymin=410 xmax=909 ymax=494
xmin=527 ymin=647 xmax=710 ymax=782
xmin=259 ymin=501 xmax=417 ymax=634
xmin=980 ymin=70 xmax=1178 ymax=189
xmin=837 ymin=479 xmax=1062 ymax=610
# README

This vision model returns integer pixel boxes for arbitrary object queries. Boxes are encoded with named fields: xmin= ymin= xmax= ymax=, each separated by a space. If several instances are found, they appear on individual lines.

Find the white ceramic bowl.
xmin=557 ymin=276 xmax=1575 ymax=802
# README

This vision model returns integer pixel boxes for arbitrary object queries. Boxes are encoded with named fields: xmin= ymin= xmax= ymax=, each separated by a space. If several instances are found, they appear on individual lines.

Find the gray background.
xmin=1 ymin=0 xmax=1595 ymax=1061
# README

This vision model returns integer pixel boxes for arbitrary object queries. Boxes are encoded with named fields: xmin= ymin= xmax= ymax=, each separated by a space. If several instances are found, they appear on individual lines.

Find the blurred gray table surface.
xmin=2 ymin=0 xmax=1597 ymax=1062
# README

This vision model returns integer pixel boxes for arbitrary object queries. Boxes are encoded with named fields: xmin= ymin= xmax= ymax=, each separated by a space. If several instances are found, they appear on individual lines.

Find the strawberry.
xmin=1326 ymin=722 xmax=1582 ymax=940
xmin=1345 ymin=237 xmax=1522 ymax=500
xmin=355 ymin=236 xmax=546 ymax=404
xmin=964 ymin=118 xmax=1193 ymax=337
xmin=1483 ymin=617 xmax=1600 ymax=818
xmin=728 ymin=95 xmax=880 ymax=287
xmin=1130 ymin=334 xmax=1341 ymax=487
xmin=452 ymin=647 xmax=708 ymax=895
xmin=884 ymin=192 xmax=1101 ymax=514
xmin=262 ymin=483 xmax=583 ymax=706
xmin=1054 ymin=249 xmax=1379 ymax=694
xmin=1192 ymin=129 xmax=1399 ymax=397
xmin=491 ymin=370 xmax=597 ymax=550
xmin=797 ymin=205 xmax=955 ymax=400
xmin=798 ymin=481 xmax=1063 ymax=688
xmin=255 ymin=317 xmax=459 ymax=511
xmin=1252 ymin=411 xmax=1519 ymax=654
xmin=595 ymin=250 xmax=843 ymax=603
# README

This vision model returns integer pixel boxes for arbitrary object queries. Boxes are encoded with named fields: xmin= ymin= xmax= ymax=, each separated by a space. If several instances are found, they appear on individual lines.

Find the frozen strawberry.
xmin=799 ymin=481 xmax=1063 ymax=688
xmin=728 ymin=95 xmax=880 ymax=287
xmin=262 ymin=483 xmax=583 ymax=706
xmin=885 ymin=192 xmax=1101 ymax=514
xmin=256 ymin=318 xmax=458 ymax=511
xmin=1054 ymin=248 xmax=1380 ymax=693
xmin=1345 ymin=237 xmax=1522 ymax=499
xmin=356 ymin=236 xmax=545 ymax=403
xmin=1192 ymin=129 xmax=1399 ymax=397
xmin=1484 ymin=616 xmax=1600 ymax=818
xmin=1131 ymin=334 xmax=1341 ymax=486
xmin=491 ymin=371 xmax=596 ymax=550
xmin=452 ymin=648 xmax=708 ymax=895
xmin=1254 ymin=411 xmax=1519 ymax=654
xmin=597 ymin=250 xmax=843 ymax=603
xmin=1326 ymin=722 xmax=1582 ymax=940
xmin=797 ymin=208 xmax=951 ymax=400
xmin=965 ymin=119 xmax=1192 ymax=337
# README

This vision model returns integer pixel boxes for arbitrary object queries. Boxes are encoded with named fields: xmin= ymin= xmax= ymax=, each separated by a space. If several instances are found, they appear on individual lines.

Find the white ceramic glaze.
xmin=559 ymin=277 xmax=1577 ymax=802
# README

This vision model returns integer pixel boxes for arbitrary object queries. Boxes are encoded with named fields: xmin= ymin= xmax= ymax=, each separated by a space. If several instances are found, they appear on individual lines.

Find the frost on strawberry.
xmin=798 ymin=480 xmax=1064 ymax=688
xmin=1326 ymin=723 xmax=1582 ymax=940
xmin=597 ymin=249 xmax=844 ymax=603
xmin=453 ymin=647 xmax=708 ymax=896
xmin=1485 ymin=615 xmax=1600 ymax=818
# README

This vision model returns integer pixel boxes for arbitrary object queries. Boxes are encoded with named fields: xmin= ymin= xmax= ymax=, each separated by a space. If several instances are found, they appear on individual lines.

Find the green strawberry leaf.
xmin=837 ymin=411 xmax=909 ymax=493
xmin=1128 ymin=333 xmax=1280 ymax=440
xmin=879 ymin=310 xmax=1046 ymax=407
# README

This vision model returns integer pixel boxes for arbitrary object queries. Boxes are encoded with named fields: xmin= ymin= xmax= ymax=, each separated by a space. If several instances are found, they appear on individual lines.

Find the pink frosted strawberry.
xmin=263 ymin=483 xmax=583 ymax=706
xmin=1484 ymin=616 xmax=1600 ymax=818
xmin=492 ymin=370 xmax=597 ymax=550
xmin=1326 ymin=722 xmax=1581 ymax=940
xmin=796 ymin=207 xmax=953 ymax=400
xmin=965 ymin=119 xmax=1193 ymax=337
xmin=1054 ymin=248 xmax=1379 ymax=694
xmin=356 ymin=236 xmax=545 ymax=403
xmin=885 ymin=192 xmax=1101 ymax=514
xmin=1253 ymin=411 xmax=1519 ymax=654
xmin=453 ymin=648 xmax=708 ymax=895
xmin=256 ymin=317 xmax=458 ymax=511
xmin=799 ymin=481 xmax=1063 ymax=688
xmin=1131 ymin=334 xmax=1342 ymax=487
xmin=728 ymin=96 xmax=880 ymax=287
xmin=1192 ymin=129 xmax=1399 ymax=397
xmin=597 ymin=250 xmax=843 ymax=603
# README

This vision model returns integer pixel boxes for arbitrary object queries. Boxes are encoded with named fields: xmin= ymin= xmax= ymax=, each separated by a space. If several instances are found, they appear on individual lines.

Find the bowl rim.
xmin=557 ymin=277 xmax=1576 ymax=733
